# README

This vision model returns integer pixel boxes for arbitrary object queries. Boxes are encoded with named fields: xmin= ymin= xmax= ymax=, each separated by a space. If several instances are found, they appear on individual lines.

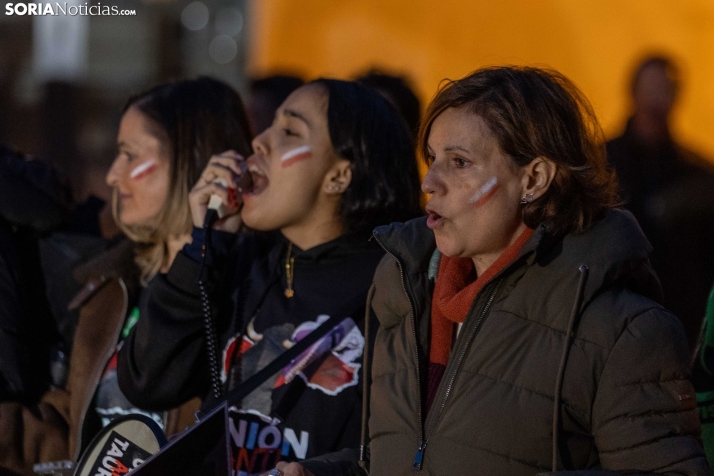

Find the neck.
xmin=162 ymin=233 xmax=192 ymax=273
xmin=282 ymin=219 xmax=343 ymax=250
xmin=281 ymin=195 xmax=343 ymax=250
xmin=471 ymin=222 xmax=528 ymax=276
xmin=631 ymin=112 xmax=669 ymax=145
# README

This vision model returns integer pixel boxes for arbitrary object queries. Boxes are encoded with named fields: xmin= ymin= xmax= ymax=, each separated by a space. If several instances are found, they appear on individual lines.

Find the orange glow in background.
xmin=248 ymin=0 xmax=714 ymax=163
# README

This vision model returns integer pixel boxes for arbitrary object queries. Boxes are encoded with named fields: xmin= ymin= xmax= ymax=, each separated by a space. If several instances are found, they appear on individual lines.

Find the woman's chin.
xmin=119 ymin=216 xmax=142 ymax=228
xmin=240 ymin=212 xmax=275 ymax=232
xmin=434 ymin=236 xmax=459 ymax=258
xmin=119 ymin=210 xmax=159 ymax=229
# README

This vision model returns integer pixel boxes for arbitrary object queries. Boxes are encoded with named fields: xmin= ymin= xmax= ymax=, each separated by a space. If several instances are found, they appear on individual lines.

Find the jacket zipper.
xmin=428 ymin=279 xmax=503 ymax=433
xmin=409 ymin=279 xmax=502 ymax=470
xmin=372 ymin=232 xmax=425 ymax=469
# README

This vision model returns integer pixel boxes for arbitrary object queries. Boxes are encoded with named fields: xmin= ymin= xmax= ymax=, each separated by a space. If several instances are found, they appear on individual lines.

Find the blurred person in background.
xmin=274 ymin=66 xmax=708 ymax=476
xmin=0 ymin=143 xmax=69 ymax=406
xmin=117 ymin=79 xmax=423 ymax=475
xmin=357 ymin=69 xmax=421 ymax=140
xmin=0 ymin=77 xmax=253 ymax=475
xmin=607 ymin=55 xmax=714 ymax=349
xmin=247 ymin=74 xmax=305 ymax=134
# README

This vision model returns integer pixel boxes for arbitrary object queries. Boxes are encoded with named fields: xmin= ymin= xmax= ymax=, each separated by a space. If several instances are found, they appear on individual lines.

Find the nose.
xmin=106 ymin=156 xmax=123 ymax=187
xmin=421 ymin=163 xmax=445 ymax=196
xmin=251 ymin=130 xmax=269 ymax=157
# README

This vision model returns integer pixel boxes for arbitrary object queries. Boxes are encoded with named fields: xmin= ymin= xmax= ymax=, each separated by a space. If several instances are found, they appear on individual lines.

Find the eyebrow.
xmin=443 ymin=145 xmax=470 ymax=153
xmin=282 ymin=108 xmax=311 ymax=127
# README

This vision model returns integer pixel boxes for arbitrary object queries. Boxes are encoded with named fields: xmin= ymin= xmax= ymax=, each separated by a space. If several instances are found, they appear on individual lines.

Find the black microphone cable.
xmin=198 ymin=208 xmax=223 ymax=400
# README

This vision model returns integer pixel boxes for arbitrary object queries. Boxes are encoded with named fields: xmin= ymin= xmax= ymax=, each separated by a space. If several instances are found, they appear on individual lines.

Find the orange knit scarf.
xmin=429 ymin=227 xmax=534 ymax=366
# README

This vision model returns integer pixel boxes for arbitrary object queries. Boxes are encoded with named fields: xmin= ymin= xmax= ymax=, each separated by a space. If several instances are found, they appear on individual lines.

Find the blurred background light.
xmin=181 ymin=1 xmax=210 ymax=31
xmin=215 ymin=7 xmax=244 ymax=37
xmin=209 ymin=34 xmax=238 ymax=64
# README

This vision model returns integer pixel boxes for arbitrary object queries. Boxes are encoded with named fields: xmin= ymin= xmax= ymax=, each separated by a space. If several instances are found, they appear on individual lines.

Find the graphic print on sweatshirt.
xmin=222 ymin=314 xmax=364 ymax=399
xmin=227 ymin=408 xmax=309 ymax=476
xmin=220 ymin=314 xmax=365 ymax=475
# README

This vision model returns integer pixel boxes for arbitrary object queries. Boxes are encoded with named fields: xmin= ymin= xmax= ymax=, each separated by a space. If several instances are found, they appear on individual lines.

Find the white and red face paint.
xmin=280 ymin=146 xmax=313 ymax=168
xmin=129 ymin=159 xmax=158 ymax=180
xmin=468 ymin=176 xmax=500 ymax=208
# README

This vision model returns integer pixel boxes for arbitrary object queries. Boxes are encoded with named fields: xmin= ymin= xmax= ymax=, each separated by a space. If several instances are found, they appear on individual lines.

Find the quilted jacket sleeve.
xmin=591 ymin=307 xmax=710 ymax=475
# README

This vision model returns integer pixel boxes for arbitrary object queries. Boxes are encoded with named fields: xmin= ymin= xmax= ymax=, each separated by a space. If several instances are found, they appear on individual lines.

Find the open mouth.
xmin=245 ymin=160 xmax=269 ymax=196
xmin=426 ymin=208 xmax=445 ymax=229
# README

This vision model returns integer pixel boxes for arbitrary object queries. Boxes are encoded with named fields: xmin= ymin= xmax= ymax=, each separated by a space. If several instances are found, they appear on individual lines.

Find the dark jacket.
xmin=118 ymin=230 xmax=385 ymax=474
xmin=0 ymin=143 xmax=68 ymax=234
xmin=0 ymin=240 xmax=198 ymax=476
xmin=309 ymin=209 xmax=708 ymax=476
xmin=0 ymin=143 xmax=69 ymax=404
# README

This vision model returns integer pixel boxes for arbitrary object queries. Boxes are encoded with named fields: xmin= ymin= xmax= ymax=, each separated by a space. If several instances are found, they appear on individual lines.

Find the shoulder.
xmin=605 ymin=133 xmax=628 ymax=155
xmin=578 ymin=287 xmax=683 ymax=352
xmin=372 ymin=254 xmax=411 ymax=330
xmin=69 ymin=239 xmax=138 ymax=310
xmin=676 ymin=144 xmax=714 ymax=174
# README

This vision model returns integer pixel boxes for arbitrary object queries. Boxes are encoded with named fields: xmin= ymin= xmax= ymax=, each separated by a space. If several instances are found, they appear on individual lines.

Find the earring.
xmin=328 ymin=185 xmax=340 ymax=192
xmin=520 ymin=193 xmax=534 ymax=204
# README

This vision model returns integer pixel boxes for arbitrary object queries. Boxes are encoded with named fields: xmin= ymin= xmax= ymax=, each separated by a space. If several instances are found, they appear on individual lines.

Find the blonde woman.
xmin=0 ymin=77 xmax=253 ymax=475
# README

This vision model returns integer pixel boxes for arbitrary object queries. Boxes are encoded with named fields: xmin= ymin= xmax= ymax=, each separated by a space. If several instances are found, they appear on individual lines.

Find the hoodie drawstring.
xmin=552 ymin=264 xmax=589 ymax=472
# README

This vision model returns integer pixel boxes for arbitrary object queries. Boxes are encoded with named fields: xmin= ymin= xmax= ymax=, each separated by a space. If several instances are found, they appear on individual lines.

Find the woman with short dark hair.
xmin=117 ymin=79 xmax=422 ymax=475
xmin=417 ymin=66 xmax=619 ymax=237
xmin=279 ymin=66 xmax=708 ymax=476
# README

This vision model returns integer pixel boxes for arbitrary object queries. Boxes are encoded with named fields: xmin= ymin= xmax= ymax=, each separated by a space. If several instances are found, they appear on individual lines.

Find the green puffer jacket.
xmin=363 ymin=209 xmax=708 ymax=475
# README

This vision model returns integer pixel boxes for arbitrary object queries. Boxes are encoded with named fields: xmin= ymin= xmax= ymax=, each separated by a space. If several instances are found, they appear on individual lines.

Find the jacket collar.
xmin=373 ymin=216 xmax=546 ymax=278
xmin=373 ymin=209 xmax=662 ymax=307
xmin=69 ymin=237 xmax=139 ymax=310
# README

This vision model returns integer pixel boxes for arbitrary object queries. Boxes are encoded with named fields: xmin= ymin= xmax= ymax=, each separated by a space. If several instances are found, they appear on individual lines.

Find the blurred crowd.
xmin=1 ymin=55 xmax=714 ymax=476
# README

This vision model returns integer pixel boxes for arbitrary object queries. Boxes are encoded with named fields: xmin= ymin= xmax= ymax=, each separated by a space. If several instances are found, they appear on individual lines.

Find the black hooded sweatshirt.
xmin=118 ymin=227 xmax=384 ymax=475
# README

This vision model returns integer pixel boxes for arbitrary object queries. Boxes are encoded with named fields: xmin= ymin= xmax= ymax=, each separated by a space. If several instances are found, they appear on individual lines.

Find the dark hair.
xmin=310 ymin=78 xmax=423 ymax=237
xmin=248 ymin=75 xmax=305 ymax=133
xmin=630 ymin=55 xmax=680 ymax=95
xmin=418 ymin=66 xmax=619 ymax=236
xmin=357 ymin=70 xmax=422 ymax=138
xmin=249 ymin=74 xmax=305 ymax=108
xmin=118 ymin=76 xmax=253 ymax=281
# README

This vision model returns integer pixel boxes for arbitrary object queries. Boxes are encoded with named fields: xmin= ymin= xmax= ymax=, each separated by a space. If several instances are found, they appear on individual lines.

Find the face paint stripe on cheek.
xmin=129 ymin=159 xmax=158 ymax=180
xmin=280 ymin=145 xmax=313 ymax=168
xmin=469 ymin=176 xmax=500 ymax=208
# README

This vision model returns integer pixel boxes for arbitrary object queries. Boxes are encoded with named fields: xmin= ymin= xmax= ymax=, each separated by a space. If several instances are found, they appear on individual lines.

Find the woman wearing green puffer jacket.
xmin=279 ymin=66 xmax=709 ymax=476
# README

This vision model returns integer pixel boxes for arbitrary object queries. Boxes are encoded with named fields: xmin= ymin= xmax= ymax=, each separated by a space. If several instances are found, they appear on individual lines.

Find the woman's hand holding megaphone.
xmin=189 ymin=150 xmax=251 ymax=233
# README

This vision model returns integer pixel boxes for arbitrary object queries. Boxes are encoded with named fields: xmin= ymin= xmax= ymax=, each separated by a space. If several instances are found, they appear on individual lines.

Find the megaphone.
xmin=72 ymin=415 xmax=166 ymax=476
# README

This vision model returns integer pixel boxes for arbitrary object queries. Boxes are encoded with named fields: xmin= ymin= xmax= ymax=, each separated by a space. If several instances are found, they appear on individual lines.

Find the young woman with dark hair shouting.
xmin=117 ymin=79 xmax=422 ymax=475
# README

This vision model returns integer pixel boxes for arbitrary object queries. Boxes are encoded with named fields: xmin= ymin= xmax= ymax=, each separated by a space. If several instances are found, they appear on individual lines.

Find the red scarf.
xmin=426 ymin=227 xmax=534 ymax=411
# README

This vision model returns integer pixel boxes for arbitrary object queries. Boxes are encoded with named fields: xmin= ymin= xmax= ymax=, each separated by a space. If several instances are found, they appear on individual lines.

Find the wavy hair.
xmin=418 ymin=66 xmax=619 ymax=236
